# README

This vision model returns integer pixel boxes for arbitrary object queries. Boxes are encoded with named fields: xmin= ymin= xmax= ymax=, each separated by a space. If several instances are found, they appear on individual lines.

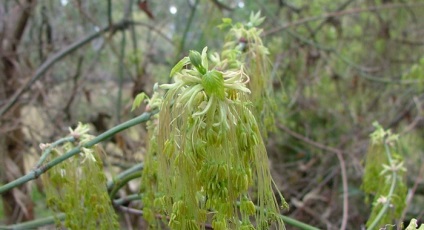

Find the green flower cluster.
xmin=141 ymin=46 xmax=287 ymax=230
xmin=219 ymin=12 xmax=276 ymax=136
xmin=42 ymin=123 xmax=119 ymax=229
xmin=362 ymin=122 xmax=407 ymax=229
xmin=140 ymin=89 xmax=163 ymax=228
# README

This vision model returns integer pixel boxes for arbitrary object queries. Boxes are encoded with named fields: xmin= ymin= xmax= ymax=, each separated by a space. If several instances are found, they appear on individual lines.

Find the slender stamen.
xmin=193 ymin=96 xmax=215 ymax=117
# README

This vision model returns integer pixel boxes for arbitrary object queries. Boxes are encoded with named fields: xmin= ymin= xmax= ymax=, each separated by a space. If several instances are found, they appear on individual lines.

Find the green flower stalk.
xmin=42 ymin=123 xmax=119 ymax=229
xmin=151 ymin=47 xmax=287 ymax=230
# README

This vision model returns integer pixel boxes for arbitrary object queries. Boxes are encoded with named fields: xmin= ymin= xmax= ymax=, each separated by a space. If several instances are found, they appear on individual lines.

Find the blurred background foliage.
xmin=1 ymin=0 xmax=424 ymax=229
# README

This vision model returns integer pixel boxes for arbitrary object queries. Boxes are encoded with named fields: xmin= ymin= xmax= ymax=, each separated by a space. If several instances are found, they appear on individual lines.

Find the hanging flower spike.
xmin=153 ymin=47 xmax=285 ymax=230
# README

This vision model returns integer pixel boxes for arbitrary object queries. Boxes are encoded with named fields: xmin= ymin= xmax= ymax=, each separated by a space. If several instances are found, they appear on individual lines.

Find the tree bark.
xmin=0 ymin=0 xmax=36 ymax=224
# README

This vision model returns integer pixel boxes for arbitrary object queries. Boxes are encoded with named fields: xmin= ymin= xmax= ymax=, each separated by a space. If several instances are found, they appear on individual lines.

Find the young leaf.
xmin=218 ymin=18 xmax=233 ymax=30
xmin=202 ymin=70 xmax=225 ymax=100
xmin=131 ymin=92 xmax=147 ymax=112
xmin=170 ymin=57 xmax=190 ymax=77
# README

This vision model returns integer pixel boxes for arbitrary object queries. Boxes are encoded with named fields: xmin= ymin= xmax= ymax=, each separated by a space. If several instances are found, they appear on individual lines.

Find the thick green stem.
xmin=0 ymin=110 xmax=156 ymax=195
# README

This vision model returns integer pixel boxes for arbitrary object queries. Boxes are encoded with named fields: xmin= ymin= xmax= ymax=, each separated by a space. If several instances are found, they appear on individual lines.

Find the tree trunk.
xmin=0 ymin=0 xmax=36 ymax=224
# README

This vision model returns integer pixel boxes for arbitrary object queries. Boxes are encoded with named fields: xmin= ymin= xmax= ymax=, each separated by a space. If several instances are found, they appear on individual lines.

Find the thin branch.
xmin=107 ymin=163 xmax=144 ymax=189
xmin=0 ymin=18 xmax=174 ymax=117
xmin=209 ymin=0 xmax=235 ymax=11
xmin=0 ymin=20 xmax=133 ymax=117
xmin=291 ymin=198 xmax=333 ymax=228
xmin=0 ymin=213 xmax=66 ymax=230
xmin=0 ymin=181 xmax=144 ymax=229
xmin=117 ymin=205 xmax=214 ymax=230
xmin=63 ymin=56 xmax=84 ymax=121
xmin=131 ymin=21 xmax=173 ymax=45
xmin=113 ymin=194 xmax=142 ymax=205
xmin=278 ymin=124 xmax=349 ymax=230
xmin=399 ymin=96 xmax=423 ymax=135
xmin=33 ymin=136 xmax=76 ymax=169
xmin=400 ymin=162 xmax=424 ymax=225
xmin=117 ymin=30 xmax=127 ymax=123
xmin=310 ymin=0 xmax=355 ymax=37
xmin=0 ymin=110 xmax=157 ymax=194
xmin=109 ymin=172 xmax=142 ymax=199
xmin=283 ymin=28 xmax=423 ymax=84
xmin=107 ymin=0 xmax=112 ymax=26
xmin=177 ymin=0 xmax=199 ymax=56
xmin=264 ymin=2 xmax=424 ymax=36
xmin=123 ymin=0 xmax=133 ymax=21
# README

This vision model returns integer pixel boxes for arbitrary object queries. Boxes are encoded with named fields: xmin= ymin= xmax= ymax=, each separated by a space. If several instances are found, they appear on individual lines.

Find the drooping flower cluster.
xmin=42 ymin=123 xmax=119 ymax=229
xmin=142 ymin=47 xmax=287 ymax=230
xmin=219 ymin=12 xmax=276 ymax=136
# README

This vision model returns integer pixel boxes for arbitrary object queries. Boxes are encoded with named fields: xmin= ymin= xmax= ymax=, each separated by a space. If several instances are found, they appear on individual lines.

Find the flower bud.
xmin=189 ymin=50 xmax=206 ymax=75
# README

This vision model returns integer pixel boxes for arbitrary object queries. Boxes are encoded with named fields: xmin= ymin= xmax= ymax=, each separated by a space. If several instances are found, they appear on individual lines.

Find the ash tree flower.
xmin=146 ymin=47 xmax=287 ymax=230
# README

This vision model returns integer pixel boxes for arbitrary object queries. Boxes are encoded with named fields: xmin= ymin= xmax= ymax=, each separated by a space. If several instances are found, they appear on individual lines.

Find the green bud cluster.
xmin=42 ymin=123 xmax=119 ymax=229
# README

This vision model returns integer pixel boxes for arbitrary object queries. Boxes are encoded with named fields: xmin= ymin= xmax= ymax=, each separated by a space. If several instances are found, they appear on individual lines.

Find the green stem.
xmin=0 ymin=194 xmax=143 ymax=229
xmin=280 ymin=215 xmax=321 ymax=230
xmin=34 ymin=136 xmax=76 ymax=169
xmin=107 ymin=163 xmax=144 ymax=189
xmin=0 ymin=213 xmax=65 ymax=230
xmin=367 ymin=141 xmax=398 ymax=230
xmin=248 ymin=202 xmax=320 ymax=230
xmin=109 ymin=172 xmax=142 ymax=199
xmin=0 ymin=110 xmax=157 ymax=195
xmin=113 ymin=194 xmax=142 ymax=205
xmin=117 ymin=30 xmax=127 ymax=123
xmin=1 ymin=206 xmax=318 ymax=230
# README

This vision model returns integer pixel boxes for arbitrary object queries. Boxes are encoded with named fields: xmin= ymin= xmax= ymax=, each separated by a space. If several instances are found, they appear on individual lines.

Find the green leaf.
xmin=131 ymin=92 xmax=147 ymax=111
xmin=218 ymin=18 xmax=232 ymax=30
xmin=406 ymin=219 xmax=424 ymax=230
xmin=202 ymin=70 xmax=225 ymax=100
xmin=249 ymin=11 xmax=265 ymax=27
xmin=222 ymin=18 xmax=232 ymax=24
xmin=170 ymin=57 xmax=190 ymax=77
